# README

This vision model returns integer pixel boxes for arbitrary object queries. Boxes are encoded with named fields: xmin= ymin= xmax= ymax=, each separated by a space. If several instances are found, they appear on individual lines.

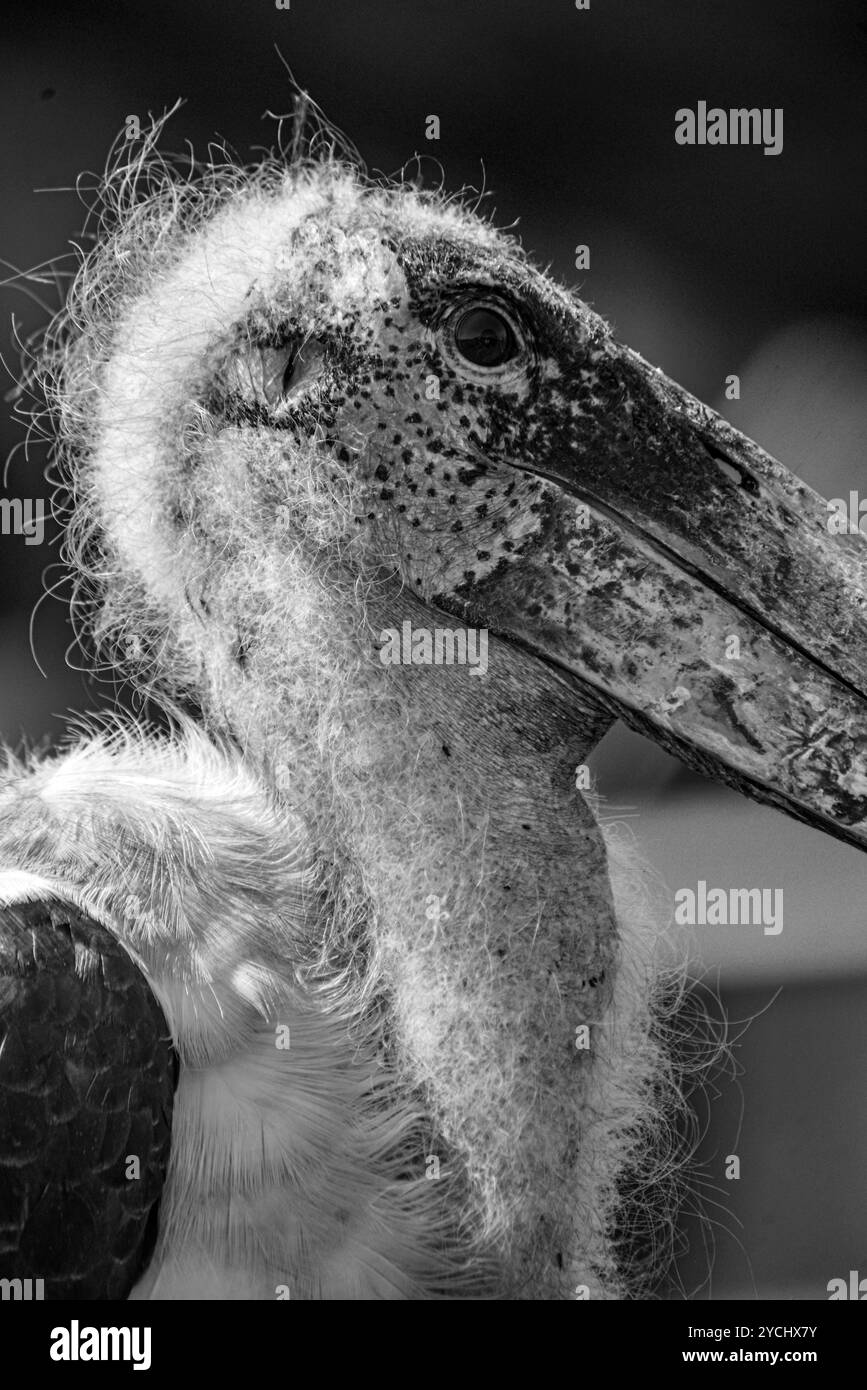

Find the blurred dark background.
xmin=1 ymin=0 xmax=865 ymax=1298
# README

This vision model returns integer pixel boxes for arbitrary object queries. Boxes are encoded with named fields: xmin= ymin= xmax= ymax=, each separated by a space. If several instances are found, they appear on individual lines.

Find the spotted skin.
xmin=196 ymin=224 xmax=607 ymax=607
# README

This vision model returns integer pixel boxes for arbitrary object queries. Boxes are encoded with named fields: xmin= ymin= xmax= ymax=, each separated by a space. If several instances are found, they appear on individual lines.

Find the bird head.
xmin=54 ymin=149 xmax=867 ymax=852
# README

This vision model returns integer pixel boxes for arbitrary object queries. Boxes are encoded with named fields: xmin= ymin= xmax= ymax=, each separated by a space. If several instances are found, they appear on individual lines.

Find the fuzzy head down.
xmin=21 ymin=108 xmax=710 ymax=1297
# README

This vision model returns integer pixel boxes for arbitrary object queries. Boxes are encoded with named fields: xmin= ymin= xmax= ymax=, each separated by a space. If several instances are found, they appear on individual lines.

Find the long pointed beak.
xmin=458 ymin=341 xmax=867 ymax=851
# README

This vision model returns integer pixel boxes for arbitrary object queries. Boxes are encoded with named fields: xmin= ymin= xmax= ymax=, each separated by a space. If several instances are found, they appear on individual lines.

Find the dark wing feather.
xmin=0 ymin=898 xmax=176 ymax=1299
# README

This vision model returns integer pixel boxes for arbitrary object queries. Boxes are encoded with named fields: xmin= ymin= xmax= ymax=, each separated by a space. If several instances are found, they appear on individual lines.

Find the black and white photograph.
xmin=0 ymin=0 xmax=864 ymax=1352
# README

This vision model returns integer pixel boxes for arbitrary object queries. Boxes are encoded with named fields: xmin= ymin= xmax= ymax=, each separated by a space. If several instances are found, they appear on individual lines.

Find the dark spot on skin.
xmin=374 ymin=463 xmax=390 ymax=482
xmin=709 ymin=675 xmax=767 ymax=753
xmin=442 ymin=745 xmax=451 ymax=758
xmin=774 ymin=555 xmax=793 ymax=585
xmin=458 ymin=465 xmax=487 ymax=487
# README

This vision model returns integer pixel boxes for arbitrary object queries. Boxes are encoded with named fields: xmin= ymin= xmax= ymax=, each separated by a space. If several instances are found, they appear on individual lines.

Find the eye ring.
xmin=446 ymin=300 xmax=525 ymax=371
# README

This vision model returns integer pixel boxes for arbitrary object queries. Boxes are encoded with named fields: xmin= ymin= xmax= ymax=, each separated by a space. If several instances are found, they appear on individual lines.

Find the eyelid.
xmin=438 ymin=286 xmax=523 ymax=326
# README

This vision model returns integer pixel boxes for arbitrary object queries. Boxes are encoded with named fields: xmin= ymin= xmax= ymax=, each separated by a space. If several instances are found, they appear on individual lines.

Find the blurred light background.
xmin=1 ymin=0 xmax=865 ymax=1299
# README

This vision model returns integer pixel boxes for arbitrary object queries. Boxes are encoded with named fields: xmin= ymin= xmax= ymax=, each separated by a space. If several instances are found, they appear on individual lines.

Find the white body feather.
xmin=0 ymin=723 xmax=490 ymax=1298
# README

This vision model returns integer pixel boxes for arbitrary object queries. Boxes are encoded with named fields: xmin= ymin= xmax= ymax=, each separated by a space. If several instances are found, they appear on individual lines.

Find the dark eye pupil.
xmin=454 ymin=307 xmax=517 ymax=366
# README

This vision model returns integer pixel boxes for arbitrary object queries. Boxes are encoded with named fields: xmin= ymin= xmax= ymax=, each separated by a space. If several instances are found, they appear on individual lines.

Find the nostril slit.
xmin=716 ymin=457 xmax=741 ymax=485
xmin=703 ymin=440 xmax=761 ymax=495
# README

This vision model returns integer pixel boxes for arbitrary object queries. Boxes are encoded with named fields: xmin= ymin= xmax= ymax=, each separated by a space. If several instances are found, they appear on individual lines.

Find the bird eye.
xmin=453 ymin=306 xmax=519 ymax=368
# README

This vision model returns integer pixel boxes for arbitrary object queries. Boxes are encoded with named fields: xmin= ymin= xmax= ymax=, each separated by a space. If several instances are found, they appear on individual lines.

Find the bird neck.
xmin=197 ymin=568 xmax=625 ymax=1292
